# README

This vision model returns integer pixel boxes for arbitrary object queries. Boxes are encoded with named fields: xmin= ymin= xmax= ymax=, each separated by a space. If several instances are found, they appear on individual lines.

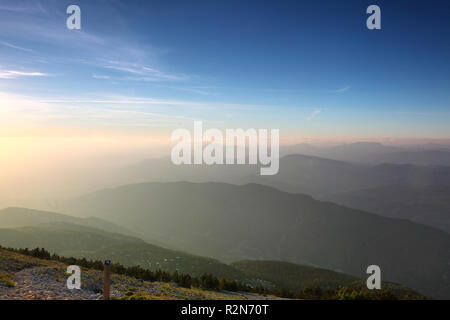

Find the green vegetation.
xmin=0 ymin=247 xmax=254 ymax=300
xmin=233 ymin=260 xmax=362 ymax=290
xmin=3 ymin=246 xmax=251 ymax=293
xmin=232 ymin=260 xmax=420 ymax=297
xmin=0 ymin=271 xmax=15 ymax=287
xmin=2 ymin=246 xmax=426 ymax=300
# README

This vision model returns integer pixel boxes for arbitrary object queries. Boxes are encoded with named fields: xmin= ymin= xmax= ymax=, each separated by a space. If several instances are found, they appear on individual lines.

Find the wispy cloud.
xmin=394 ymin=111 xmax=450 ymax=116
xmin=156 ymin=85 xmax=220 ymax=96
xmin=0 ymin=41 xmax=34 ymax=52
xmin=0 ymin=2 xmax=46 ymax=13
xmin=103 ymin=61 xmax=190 ymax=82
xmin=0 ymin=1 xmax=193 ymax=92
xmin=0 ymin=90 xmax=298 ymax=130
xmin=307 ymin=109 xmax=322 ymax=121
xmin=0 ymin=91 xmax=197 ymax=128
xmin=92 ymin=74 xmax=111 ymax=80
xmin=0 ymin=69 xmax=48 ymax=79
xmin=333 ymin=86 xmax=351 ymax=93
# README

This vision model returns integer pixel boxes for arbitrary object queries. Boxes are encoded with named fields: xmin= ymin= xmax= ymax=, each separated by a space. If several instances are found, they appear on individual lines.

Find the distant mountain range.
xmin=281 ymin=142 xmax=450 ymax=166
xmin=64 ymin=181 xmax=450 ymax=299
xmin=251 ymin=154 xmax=450 ymax=198
xmin=108 ymin=153 xmax=450 ymax=199
xmin=121 ymin=153 xmax=450 ymax=199
xmin=282 ymin=142 xmax=401 ymax=161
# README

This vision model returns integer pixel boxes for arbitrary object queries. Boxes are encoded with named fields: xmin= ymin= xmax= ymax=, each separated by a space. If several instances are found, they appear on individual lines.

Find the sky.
xmin=1 ymin=0 xmax=450 ymax=142
xmin=0 ymin=0 xmax=449 ymax=203
xmin=0 ymin=0 xmax=450 ymax=167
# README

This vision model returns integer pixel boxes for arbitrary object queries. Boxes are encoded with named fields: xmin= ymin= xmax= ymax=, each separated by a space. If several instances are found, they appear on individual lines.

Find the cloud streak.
xmin=307 ymin=109 xmax=322 ymax=121
xmin=0 ymin=2 xmax=46 ymax=13
xmin=0 ymin=41 xmax=34 ymax=52
xmin=0 ymin=91 xmax=198 ymax=129
xmin=0 ymin=69 xmax=48 ymax=79
xmin=92 ymin=74 xmax=111 ymax=80
xmin=333 ymin=86 xmax=351 ymax=93
xmin=103 ymin=61 xmax=190 ymax=82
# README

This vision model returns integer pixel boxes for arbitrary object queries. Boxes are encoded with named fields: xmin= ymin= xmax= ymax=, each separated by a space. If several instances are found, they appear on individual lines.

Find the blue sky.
xmin=0 ymin=0 xmax=450 ymax=142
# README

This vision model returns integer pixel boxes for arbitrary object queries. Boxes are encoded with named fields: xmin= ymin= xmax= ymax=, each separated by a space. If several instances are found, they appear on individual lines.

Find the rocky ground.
xmin=0 ymin=266 xmax=103 ymax=300
xmin=0 ymin=248 xmax=279 ymax=300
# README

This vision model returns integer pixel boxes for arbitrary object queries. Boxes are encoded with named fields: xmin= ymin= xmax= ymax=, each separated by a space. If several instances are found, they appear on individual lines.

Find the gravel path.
xmin=0 ymin=248 xmax=285 ymax=300
xmin=0 ymin=265 xmax=282 ymax=300
xmin=0 ymin=266 xmax=103 ymax=300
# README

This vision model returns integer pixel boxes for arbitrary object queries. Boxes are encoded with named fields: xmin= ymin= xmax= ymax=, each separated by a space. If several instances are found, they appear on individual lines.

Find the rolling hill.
xmin=64 ymin=181 xmax=450 ymax=299
xmin=0 ymin=207 xmax=136 ymax=237
xmin=1 ymin=246 xmax=420 ymax=300
xmin=0 ymin=208 xmax=420 ymax=297
xmin=0 ymin=218 xmax=243 ymax=280
xmin=325 ymin=185 xmax=450 ymax=234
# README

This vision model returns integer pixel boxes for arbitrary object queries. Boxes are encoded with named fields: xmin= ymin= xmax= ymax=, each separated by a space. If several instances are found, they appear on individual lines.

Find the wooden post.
xmin=103 ymin=260 xmax=111 ymax=300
